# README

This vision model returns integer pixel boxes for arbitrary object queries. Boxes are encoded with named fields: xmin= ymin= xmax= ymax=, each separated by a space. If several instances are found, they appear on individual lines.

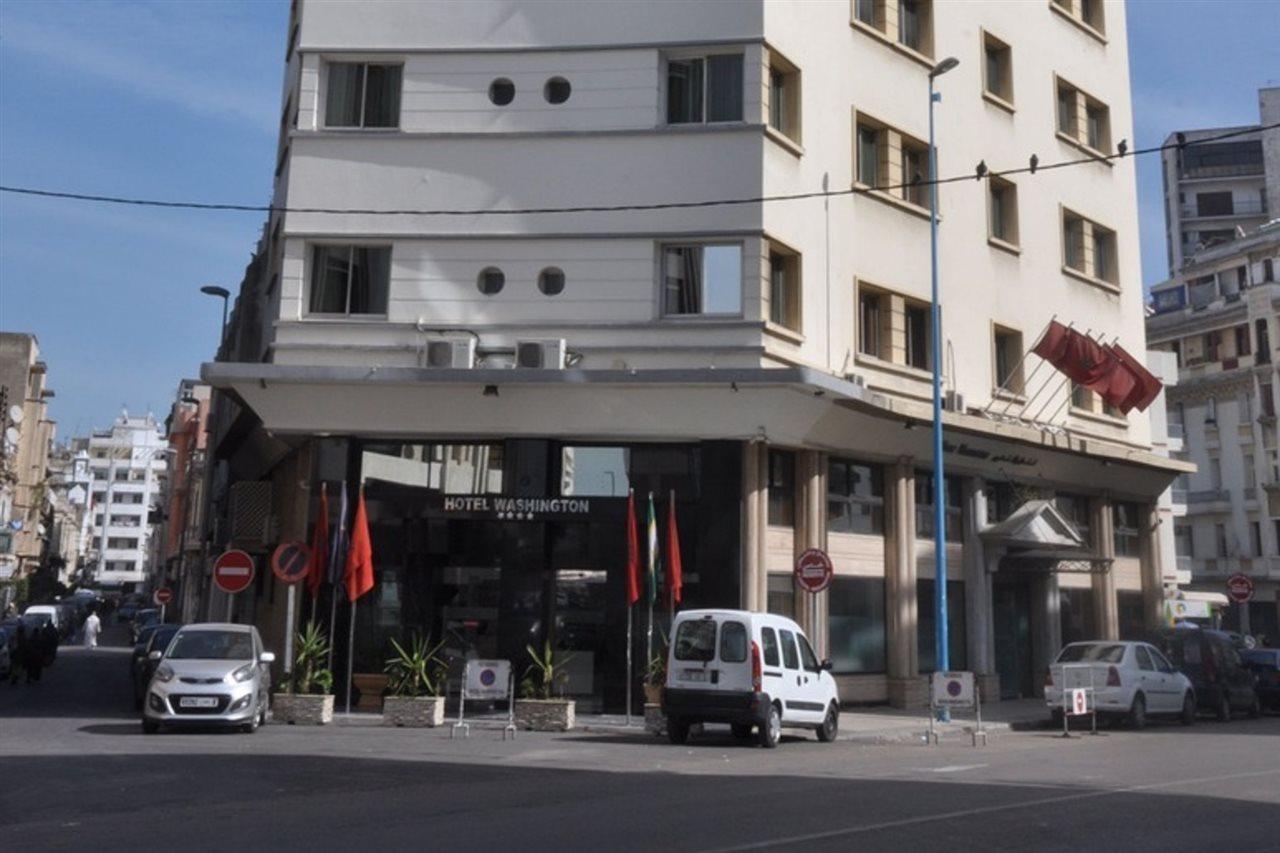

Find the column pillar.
xmin=1032 ymin=572 xmax=1062 ymax=692
xmin=962 ymin=477 xmax=998 ymax=700
xmin=1091 ymin=496 xmax=1119 ymax=639
xmin=741 ymin=441 xmax=763 ymax=612
xmin=886 ymin=458 xmax=922 ymax=707
xmin=1138 ymin=502 xmax=1165 ymax=631
xmin=794 ymin=450 xmax=828 ymax=657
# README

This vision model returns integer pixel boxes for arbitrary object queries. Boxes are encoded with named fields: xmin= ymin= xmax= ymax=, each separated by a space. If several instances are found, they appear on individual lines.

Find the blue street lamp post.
xmin=928 ymin=56 xmax=959 ymax=723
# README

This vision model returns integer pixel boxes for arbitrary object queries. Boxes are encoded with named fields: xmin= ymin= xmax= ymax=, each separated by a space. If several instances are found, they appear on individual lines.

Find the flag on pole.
xmin=329 ymin=482 xmax=349 ymax=586
xmin=625 ymin=489 xmax=641 ymax=606
xmin=306 ymin=483 xmax=329 ymax=599
xmin=646 ymin=492 xmax=659 ymax=606
xmin=666 ymin=490 xmax=683 ymax=608
xmin=344 ymin=487 xmax=375 ymax=602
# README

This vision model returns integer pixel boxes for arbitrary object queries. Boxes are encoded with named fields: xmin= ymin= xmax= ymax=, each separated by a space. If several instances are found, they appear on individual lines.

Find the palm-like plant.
xmin=521 ymin=639 xmax=573 ymax=700
xmin=384 ymin=634 xmax=447 ymax=698
xmin=291 ymin=620 xmax=333 ymax=695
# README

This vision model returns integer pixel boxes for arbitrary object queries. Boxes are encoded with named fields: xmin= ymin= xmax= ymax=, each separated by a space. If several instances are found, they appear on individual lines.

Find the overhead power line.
xmin=1 ymin=122 xmax=1275 ymax=217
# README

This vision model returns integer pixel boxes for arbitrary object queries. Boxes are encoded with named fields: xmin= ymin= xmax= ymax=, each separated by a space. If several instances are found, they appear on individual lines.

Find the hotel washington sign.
xmin=440 ymin=495 xmax=592 ymax=521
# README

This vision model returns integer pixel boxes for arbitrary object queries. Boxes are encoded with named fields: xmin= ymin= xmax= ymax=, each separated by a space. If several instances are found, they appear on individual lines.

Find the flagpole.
xmin=646 ymin=491 xmax=655 ymax=669
xmin=345 ymin=597 xmax=356 ymax=715
xmin=668 ymin=489 xmax=676 ymax=625
xmin=327 ymin=588 xmax=339 ymax=674
xmin=625 ymin=605 xmax=633 ymax=727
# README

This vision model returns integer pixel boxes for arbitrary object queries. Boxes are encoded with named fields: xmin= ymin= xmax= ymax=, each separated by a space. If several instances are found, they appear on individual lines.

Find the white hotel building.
xmin=205 ymin=0 xmax=1187 ymax=709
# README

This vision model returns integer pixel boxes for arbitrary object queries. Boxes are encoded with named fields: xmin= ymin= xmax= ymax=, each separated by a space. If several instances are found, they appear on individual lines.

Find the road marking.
xmin=698 ymin=768 xmax=1280 ymax=852
xmin=919 ymin=764 xmax=988 ymax=773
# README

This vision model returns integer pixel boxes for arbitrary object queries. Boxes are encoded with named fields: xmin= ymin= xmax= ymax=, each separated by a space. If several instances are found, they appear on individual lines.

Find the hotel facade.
xmin=202 ymin=0 xmax=1187 ymax=709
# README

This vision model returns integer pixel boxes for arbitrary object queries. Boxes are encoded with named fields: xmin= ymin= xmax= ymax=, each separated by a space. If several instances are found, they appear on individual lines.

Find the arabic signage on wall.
xmin=942 ymin=440 xmax=1039 ymax=469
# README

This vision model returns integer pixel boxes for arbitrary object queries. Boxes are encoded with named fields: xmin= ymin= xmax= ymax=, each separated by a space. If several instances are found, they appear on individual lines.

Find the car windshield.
xmin=1241 ymin=650 xmax=1279 ymax=668
xmin=149 ymin=628 xmax=180 ymax=652
xmin=1056 ymin=643 xmax=1126 ymax=664
xmin=674 ymin=619 xmax=717 ymax=662
xmin=166 ymin=630 xmax=254 ymax=661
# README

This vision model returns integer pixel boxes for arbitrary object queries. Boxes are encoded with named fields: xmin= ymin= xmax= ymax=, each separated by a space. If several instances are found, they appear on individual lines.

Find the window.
xmin=1264 ymin=259 xmax=1275 ymax=282
xmin=855 ymin=113 xmax=931 ymax=212
xmin=767 ymin=245 xmax=801 ymax=332
xmin=1062 ymin=209 xmax=1117 ymax=285
xmin=798 ymin=635 xmax=821 ymax=672
xmin=1174 ymin=522 xmax=1193 ymax=557
xmin=988 ymin=177 xmax=1019 ymax=246
xmin=1208 ymin=455 xmax=1221 ymax=489
xmin=851 ymin=0 xmax=933 ymax=57
xmin=767 ymin=51 xmax=800 ymax=143
xmin=476 ymin=267 xmax=504 ymax=296
xmin=308 ymin=245 xmax=391 ymax=315
xmin=1206 ymin=396 xmax=1217 ymax=424
xmin=905 ymin=301 xmax=930 ymax=369
xmin=1196 ymin=191 xmax=1234 ymax=217
xmin=1135 ymin=645 xmax=1155 ymax=671
xmin=661 ymin=244 xmax=742 ymax=316
xmin=915 ymin=472 xmax=961 ymax=542
xmin=778 ymin=629 xmax=801 ymax=670
xmin=1092 ymin=225 xmax=1115 ymax=283
xmin=855 ymin=0 xmax=877 ymax=28
xmin=537 ymin=267 xmax=565 ymax=296
xmin=107 ymin=537 xmax=138 ymax=550
xmin=543 ymin=77 xmax=571 ymax=104
xmin=1250 ymin=521 xmax=1262 ymax=557
xmin=1057 ymin=83 xmax=1077 ymax=138
xmin=1086 ymin=103 xmax=1108 ymax=151
xmin=1056 ymin=492 xmax=1093 ymax=547
xmin=1079 ymin=0 xmax=1105 ymax=32
xmin=857 ymin=287 xmax=887 ymax=358
xmin=489 ymin=78 xmax=515 ymax=106
xmin=897 ymin=0 xmax=928 ymax=52
xmin=1257 ymin=320 xmax=1273 ymax=365
xmin=917 ymin=579 xmax=966 ymax=671
xmin=901 ymin=137 xmax=930 ymax=209
xmin=767 ymin=574 xmax=795 ymax=618
xmin=829 ymin=577 xmax=886 ymax=673
xmin=768 ymin=449 xmax=795 ymax=527
xmin=1261 ymin=382 xmax=1275 ymax=417
xmin=1215 ymin=523 xmax=1228 ymax=557
xmin=1235 ymin=325 xmax=1252 ymax=357
xmin=993 ymin=326 xmax=1024 ymax=394
xmin=1056 ymin=77 xmax=1110 ymax=153
xmin=324 ymin=62 xmax=402 ymax=128
xmin=666 ymin=54 xmax=743 ymax=124
xmin=982 ymin=31 xmax=1012 ymax=104
xmin=828 ymin=457 xmax=885 ymax=535
xmin=856 ymin=125 xmax=880 ymax=187
xmin=1112 ymin=501 xmax=1140 ymax=557
xmin=720 ymin=621 xmax=748 ymax=663
xmin=760 ymin=626 xmax=781 ymax=666
xmin=673 ymin=619 xmax=717 ymax=661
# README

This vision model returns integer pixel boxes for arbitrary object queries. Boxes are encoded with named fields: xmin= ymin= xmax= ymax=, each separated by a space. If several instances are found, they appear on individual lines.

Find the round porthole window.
xmin=477 ymin=267 xmax=505 ymax=295
xmin=538 ymin=267 xmax=565 ymax=296
xmin=544 ymin=77 xmax=571 ymax=105
xmin=489 ymin=78 xmax=515 ymax=106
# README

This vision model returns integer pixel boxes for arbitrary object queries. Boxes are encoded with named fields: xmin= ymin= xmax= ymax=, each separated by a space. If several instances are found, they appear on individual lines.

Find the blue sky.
xmin=1 ymin=0 xmax=1278 ymax=435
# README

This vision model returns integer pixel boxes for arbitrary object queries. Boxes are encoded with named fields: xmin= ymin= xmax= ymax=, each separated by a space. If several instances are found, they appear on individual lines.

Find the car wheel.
xmin=1128 ymin=694 xmax=1147 ymax=730
xmin=758 ymin=704 xmax=781 ymax=749
xmin=1215 ymin=691 xmax=1232 ymax=722
xmin=816 ymin=704 xmax=839 ymax=743
xmin=730 ymin=723 xmax=754 ymax=739
xmin=667 ymin=718 xmax=690 ymax=745
xmin=1180 ymin=692 xmax=1196 ymax=726
xmin=142 ymin=718 xmax=160 ymax=735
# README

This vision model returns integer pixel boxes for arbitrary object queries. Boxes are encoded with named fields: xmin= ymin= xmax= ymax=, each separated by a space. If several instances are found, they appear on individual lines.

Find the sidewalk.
xmin=327 ymin=698 xmax=1050 ymax=744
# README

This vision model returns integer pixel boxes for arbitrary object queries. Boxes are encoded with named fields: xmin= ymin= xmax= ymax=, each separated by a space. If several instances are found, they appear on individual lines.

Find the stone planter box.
xmin=273 ymin=693 xmax=334 ymax=725
xmin=514 ymin=698 xmax=575 ymax=732
xmin=644 ymin=703 xmax=666 ymax=736
xmin=382 ymin=695 xmax=446 ymax=728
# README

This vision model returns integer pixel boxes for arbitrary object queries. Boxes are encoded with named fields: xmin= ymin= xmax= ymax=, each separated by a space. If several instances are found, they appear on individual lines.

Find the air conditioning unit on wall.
xmin=943 ymin=390 xmax=967 ymax=413
xmin=515 ymin=339 xmax=567 ymax=369
xmin=424 ymin=338 xmax=476 ymax=369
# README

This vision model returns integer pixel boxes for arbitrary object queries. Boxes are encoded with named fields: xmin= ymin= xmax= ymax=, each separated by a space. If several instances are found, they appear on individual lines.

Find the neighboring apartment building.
xmin=1147 ymin=221 xmax=1280 ymax=643
xmin=44 ymin=446 xmax=96 ymax=586
xmin=157 ymin=380 xmax=212 ymax=622
xmin=83 ymin=411 xmax=169 ymax=592
xmin=202 ymin=0 xmax=1186 ymax=709
xmin=1160 ymin=87 xmax=1280 ymax=276
xmin=0 ymin=332 xmax=57 ymax=586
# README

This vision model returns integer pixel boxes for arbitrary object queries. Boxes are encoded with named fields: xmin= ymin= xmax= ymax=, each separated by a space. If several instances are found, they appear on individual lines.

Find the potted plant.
xmin=273 ymin=620 xmax=335 ymax=725
xmin=643 ymin=648 xmax=667 ymax=735
xmin=382 ymin=634 xmax=447 ymax=727
xmin=514 ymin=640 xmax=575 ymax=731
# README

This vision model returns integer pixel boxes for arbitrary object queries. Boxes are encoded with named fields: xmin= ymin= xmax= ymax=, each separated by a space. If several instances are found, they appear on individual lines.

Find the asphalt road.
xmin=2 ymin=631 xmax=1278 ymax=853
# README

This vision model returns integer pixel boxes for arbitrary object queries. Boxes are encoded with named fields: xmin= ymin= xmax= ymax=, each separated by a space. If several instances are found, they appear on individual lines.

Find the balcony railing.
xmin=1181 ymin=198 xmax=1268 ymax=218
xmin=1187 ymin=489 xmax=1229 ymax=503
xmin=1180 ymin=163 xmax=1265 ymax=179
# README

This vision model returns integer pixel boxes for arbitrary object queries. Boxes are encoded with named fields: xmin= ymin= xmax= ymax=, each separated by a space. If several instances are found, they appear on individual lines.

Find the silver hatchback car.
xmin=142 ymin=623 xmax=274 ymax=734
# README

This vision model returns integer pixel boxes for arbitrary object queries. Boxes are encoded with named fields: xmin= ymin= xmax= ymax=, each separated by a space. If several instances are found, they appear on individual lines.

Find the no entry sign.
xmin=152 ymin=588 xmax=173 ymax=606
xmin=271 ymin=541 xmax=312 ymax=585
xmin=213 ymin=549 xmax=256 ymax=595
xmin=1226 ymin=573 xmax=1255 ymax=604
xmin=794 ymin=548 xmax=834 ymax=594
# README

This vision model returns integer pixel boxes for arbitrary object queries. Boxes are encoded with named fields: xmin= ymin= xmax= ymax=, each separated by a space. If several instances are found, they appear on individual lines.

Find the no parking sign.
xmin=463 ymin=659 xmax=511 ymax=700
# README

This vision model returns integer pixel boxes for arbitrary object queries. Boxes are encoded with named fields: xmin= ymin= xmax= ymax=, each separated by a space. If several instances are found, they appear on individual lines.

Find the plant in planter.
xmin=643 ymin=649 xmax=667 ymax=705
xmin=514 ymin=640 xmax=575 ymax=731
xmin=274 ymin=620 xmax=335 ymax=725
xmin=382 ymin=634 xmax=447 ymax=727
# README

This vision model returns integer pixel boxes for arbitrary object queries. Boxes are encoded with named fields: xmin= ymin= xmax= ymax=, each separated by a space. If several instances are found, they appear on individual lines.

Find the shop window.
xmin=308 ymin=245 xmax=391 ymax=316
xmin=1118 ymin=592 xmax=1144 ymax=641
xmin=661 ymin=244 xmax=742 ymax=316
xmin=767 ymin=50 xmax=801 ymax=143
xmin=988 ymin=177 xmax=1019 ymax=247
xmin=993 ymin=326 xmax=1024 ymax=395
xmin=559 ymin=446 xmax=629 ymax=497
xmin=1112 ymin=501 xmax=1140 ymax=557
xmin=767 ymin=244 xmax=801 ymax=332
xmin=767 ymin=449 xmax=795 ymax=527
xmin=324 ymin=62 xmax=402 ymax=128
xmin=1060 ymin=588 xmax=1097 ymax=646
xmin=915 ymin=472 xmax=961 ymax=542
xmin=828 ymin=457 xmax=884 ymax=535
xmin=917 ymin=579 xmax=966 ymax=671
xmin=666 ymin=53 xmax=743 ymax=124
xmin=767 ymin=574 xmax=796 ymax=618
xmin=982 ymin=30 xmax=1013 ymax=105
xmin=828 ymin=576 xmax=887 ymax=673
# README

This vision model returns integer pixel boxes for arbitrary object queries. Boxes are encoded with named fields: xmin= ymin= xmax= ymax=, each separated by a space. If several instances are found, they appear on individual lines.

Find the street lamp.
xmin=200 ymin=285 xmax=231 ymax=349
xmin=928 ymin=56 xmax=959 ymax=722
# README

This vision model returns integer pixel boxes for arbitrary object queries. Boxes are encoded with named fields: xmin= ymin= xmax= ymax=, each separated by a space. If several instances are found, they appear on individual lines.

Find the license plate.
xmin=180 ymin=697 xmax=218 ymax=708
xmin=681 ymin=669 xmax=707 ymax=682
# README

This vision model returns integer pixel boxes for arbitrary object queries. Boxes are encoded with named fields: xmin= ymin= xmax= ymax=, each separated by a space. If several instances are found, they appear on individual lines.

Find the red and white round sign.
xmin=213 ymin=549 xmax=256 ymax=595
xmin=794 ymin=548 xmax=834 ymax=594
xmin=1226 ymin=573 xmax=1255 ymax=604
xmin=152 ymin=587 xmax=173 ymax=606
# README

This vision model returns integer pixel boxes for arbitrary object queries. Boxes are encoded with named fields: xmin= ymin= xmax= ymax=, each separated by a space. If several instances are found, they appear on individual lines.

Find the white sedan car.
xmin=1045 ymin=641 xmax=1196 ymax=728
xmin=143 ymin=623 xmax=274 ymax=734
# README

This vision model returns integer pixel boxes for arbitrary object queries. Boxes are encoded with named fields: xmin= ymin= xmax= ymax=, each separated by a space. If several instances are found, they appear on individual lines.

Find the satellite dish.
xmin=8 ymin=405 xmax=22 ymax=425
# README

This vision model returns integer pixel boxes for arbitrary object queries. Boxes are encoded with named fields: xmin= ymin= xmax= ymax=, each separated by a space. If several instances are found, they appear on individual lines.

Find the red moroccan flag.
xmin=306 ymin=484 xmax=329 ymax=599
xmin=1111 ymin=343 xmax=1163 ymax=413
xmin=666 ymin=491 xmax=684 ymax=607
xmin=1058 ymin=329 xmax=1119 ymax=392
xmin=625 ymin=489 xmax=641 ymax=606
xmin=1032 ymin=320 xmax=1071 ymax=363
xmin=344 ymin=487 xmax=375 ymax=603
xmin=1100 ymin=344 xmax=1139 ymax=411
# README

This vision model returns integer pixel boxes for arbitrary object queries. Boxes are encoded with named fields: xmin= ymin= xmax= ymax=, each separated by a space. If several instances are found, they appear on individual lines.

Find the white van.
xmin=662 ymin=609 xmax=840 ymax=748
xmin=23 ymin=605 xmax=61 ymax=633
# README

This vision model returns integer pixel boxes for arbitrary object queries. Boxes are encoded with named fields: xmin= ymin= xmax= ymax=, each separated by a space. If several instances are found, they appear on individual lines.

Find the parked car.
xmin=116 ymin=601 xmax=139 ymax=623
xmin=130 ymin=609 xmax=161 ymax=644
xmin=1045 ymin=641 xmax=1196 ymax=729
xmin=1149 ymin=627 xmax=1261 ymax=721
xmin=662 ymin=609 xmax=840 ymax=748
xmin=142 ymin=623 xmax=274 ymax=734
xmin=1241 ymin=648 xmax=1280 ymax=713
xmin=132 ymin=624 xmax=181 ymax=709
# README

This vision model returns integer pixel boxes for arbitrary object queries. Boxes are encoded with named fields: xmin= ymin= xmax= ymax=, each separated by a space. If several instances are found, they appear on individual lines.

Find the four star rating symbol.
xmin=497 ymin=511 xmax=535 ymax=520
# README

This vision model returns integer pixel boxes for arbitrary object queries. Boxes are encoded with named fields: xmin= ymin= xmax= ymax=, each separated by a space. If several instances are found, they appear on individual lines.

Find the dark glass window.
xmin=905 ymin=303 xmax=930 ymax=369
xmin=489 ymin=78 xmax=515 ymax=106
xmin=674 ymin=619 xmax=716 ymax=662
xmin=325 ymin=62 xmax=401 ymax=128
xmin=309 ymin=245 xmax=391 ymax=315
xmin=768 ymin=450 xmax=795 ymax=527
xmin=760 ymin=626 xmax=781 ymax=667
xmin=778 ymin=628 xmax=800 ymax=670
xmin=1113 ymin=501 xmax=1140 ymax=557
xmin=917 ymin=579 xmax=966 ymax=671
xmin=857 ymin=125 xmax=879 ymax=186
xmin=767 ymin=574 xmax=794 ymax=618
xmin=538 ymin=267 xmax=565 ymax=296
xmin=543 ymin=77 xmax=571 ymax=104
xmin=828 ymin=458 xmax=884 ymax=535
xmin=477 ymin=267 xmax=505 ymax=295
xmin=915 ymin=472 xmax=961 ymax=542
xmin=667 ymin=55 xmax=742 ymax=124
xmin=720 ymin=621 xmax=748 ymax=663
xmin=1055 ymin=493 xmax=1093 ymax=547
xmin=828 ymin=577 xmax=886 ymax=673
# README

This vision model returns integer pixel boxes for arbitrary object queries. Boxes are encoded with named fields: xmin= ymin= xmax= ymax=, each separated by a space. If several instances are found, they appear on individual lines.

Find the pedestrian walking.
xmin=23 ymin=625 xmax=45 ymax=684
xmin=83 ymin=609 xmax=101 ymax=649
xmin=9 ymin=622 xmax=26 ymax=685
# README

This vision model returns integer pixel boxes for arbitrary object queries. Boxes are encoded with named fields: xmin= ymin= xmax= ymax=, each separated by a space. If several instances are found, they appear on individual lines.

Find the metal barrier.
xmin=1057 ymin=663 xmax=1099 ymax=737
xmin=451 ymin=659 xmax=517 ymax=741
xmin=927 ymin=671 xmax=986 ymax=747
